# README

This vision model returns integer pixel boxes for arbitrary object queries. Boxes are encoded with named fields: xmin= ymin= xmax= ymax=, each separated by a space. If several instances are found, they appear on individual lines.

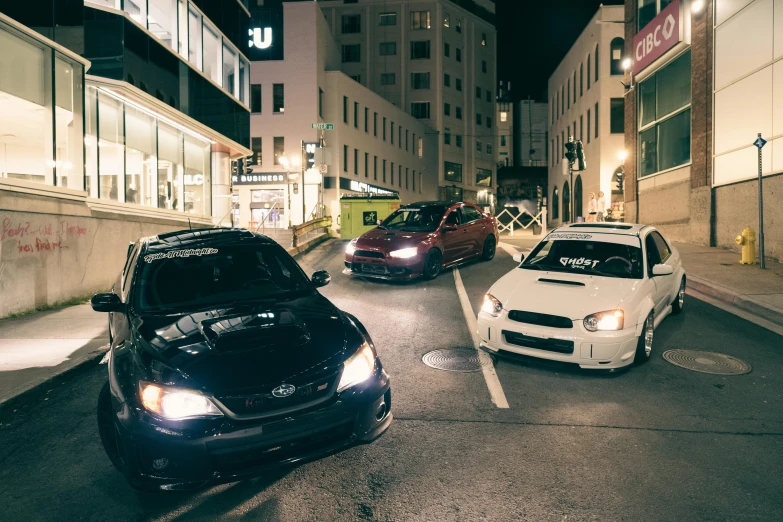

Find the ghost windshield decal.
xmin=144 ymin=248 xmax=219 ymax=263
xmin=548 ymin=233 xmax=592 ymax=240
xmin=559 ymin=257 xmax=600 ymax=269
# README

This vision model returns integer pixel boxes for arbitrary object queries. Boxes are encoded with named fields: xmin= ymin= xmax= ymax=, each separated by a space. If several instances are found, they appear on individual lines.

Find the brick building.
xmin=623 ymin=0 xmax=782 ymax=259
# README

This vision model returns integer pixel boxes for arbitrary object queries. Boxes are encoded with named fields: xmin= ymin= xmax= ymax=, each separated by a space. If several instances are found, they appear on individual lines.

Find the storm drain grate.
xmin=662 ymin=350 xmax=752 ymax=375
xmin=422 ymin=348 xmax=495 ymax=373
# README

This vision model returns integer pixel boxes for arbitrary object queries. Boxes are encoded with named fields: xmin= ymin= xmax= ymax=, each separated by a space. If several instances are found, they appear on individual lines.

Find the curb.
xmin=0 ymin=238 xmax=334 ymax=411
xmin=687 ymin=275 xmax=783 ymax=329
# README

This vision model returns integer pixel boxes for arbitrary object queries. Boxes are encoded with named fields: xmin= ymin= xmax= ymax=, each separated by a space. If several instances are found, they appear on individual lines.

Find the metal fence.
xmin=495 ymin=207 xmax=547 ymax=236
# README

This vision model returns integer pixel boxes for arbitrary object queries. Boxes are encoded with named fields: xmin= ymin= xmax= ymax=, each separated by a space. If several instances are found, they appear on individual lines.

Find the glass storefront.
xmin=0 ymin=20 xmax=83 ymax=187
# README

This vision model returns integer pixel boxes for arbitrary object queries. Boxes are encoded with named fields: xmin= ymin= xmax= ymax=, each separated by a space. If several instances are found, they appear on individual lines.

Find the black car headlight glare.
xmin=583 ymin=310 xmax=624 ymax=332
xmin=481 ymin=293 xmax=503 ymax=317
xmin=337 ymin=343 xmax=376 ymax=392
xmin=140 ymin=382 xmax=222 ymax=420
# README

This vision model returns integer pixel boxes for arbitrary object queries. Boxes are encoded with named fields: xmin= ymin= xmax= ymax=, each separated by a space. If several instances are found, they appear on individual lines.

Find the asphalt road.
xmin=1 ymin=238 xmax=781 ymax=522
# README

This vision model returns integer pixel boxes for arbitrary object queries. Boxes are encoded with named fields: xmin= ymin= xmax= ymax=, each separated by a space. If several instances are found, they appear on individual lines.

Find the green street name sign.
xmin=312 ymin=123 xmax=334 ymax=130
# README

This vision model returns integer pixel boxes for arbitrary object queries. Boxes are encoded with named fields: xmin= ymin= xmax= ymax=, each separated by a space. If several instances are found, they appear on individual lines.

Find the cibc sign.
xmin=633 ymin=0 xmax=681 ymax=74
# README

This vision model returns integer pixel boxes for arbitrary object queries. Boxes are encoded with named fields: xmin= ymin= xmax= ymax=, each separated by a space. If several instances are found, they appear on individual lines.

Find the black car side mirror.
xmin=312 ymin=270 xmax=331 ymax=288
xmin=91 ymin=293 xmax=123 ymax=313
xmin=442 ymin=224 xmax=458 ymax=233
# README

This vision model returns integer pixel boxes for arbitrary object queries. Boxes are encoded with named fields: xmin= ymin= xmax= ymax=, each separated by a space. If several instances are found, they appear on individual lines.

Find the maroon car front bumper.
xmin=344 ymin=250 xmax=425 ymax=280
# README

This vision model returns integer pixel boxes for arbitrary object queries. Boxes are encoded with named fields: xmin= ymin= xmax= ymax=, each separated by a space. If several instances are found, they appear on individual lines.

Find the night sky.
xmin=496 ymin=0 xmax=624 ymax=101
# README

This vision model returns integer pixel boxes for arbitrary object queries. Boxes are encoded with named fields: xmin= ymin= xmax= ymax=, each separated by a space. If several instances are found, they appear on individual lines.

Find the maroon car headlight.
xmin=389 ymin=247 xmax=418 ymax=259
xmin=345 ymin=240 xmax=358 ymax=256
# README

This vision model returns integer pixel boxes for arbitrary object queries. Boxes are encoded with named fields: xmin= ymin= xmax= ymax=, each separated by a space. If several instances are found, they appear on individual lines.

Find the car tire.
xmin=481 ymin=235 xmax=496 ymax=261
xmin=422 ymin=249 xmax=443 ymax=280
xmin=671 ymin=277 xmax=685 ymax=315
xmin=634 ymin=312 xmax=654 ymax=365
xmin=97 ymin=381 xmax=126 ymax=472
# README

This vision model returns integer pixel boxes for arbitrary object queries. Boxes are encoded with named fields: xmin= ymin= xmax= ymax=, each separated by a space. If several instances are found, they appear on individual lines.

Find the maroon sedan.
xmin=344 ymin=201 xmax=498 ymax=280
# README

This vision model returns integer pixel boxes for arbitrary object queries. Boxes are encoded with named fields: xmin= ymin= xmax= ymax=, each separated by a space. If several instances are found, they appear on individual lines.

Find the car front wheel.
xmin=422 ymin=249 xmax=442 ymax=280
xmin=671 ymin=277 xmax=685 ymax=315
xmin=481 ymin=235 xmax=496 ymax=261
xmin=97 ymin=381 xmax=126 ymax=471
xmin=634 ymin=312 xmax=654 ymax=365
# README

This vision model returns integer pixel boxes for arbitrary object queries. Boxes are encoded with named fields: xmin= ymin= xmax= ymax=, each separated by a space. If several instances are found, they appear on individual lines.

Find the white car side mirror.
xmin=513 ymin=253 xmax=524 ymax=263
xmin=652 ymin=264 xmax=674 ymax=276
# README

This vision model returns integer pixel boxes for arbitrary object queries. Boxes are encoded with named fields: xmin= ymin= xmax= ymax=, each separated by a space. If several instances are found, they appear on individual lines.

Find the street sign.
xmin=754 ymin=136 xmax=767 ymax=149
xmin=312 ymin=123 xmax=334 ymax=130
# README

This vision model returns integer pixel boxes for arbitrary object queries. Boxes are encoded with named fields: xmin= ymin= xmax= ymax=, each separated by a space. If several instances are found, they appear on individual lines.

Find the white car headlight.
xmin=583 ymin=310 xmax=625 ymax=332
xmin=346 ymin=241 xmax=357 ymax=255
xmin=337 ymin=343 xmax=376 ymax=392
xmin=140 ymin=382 xmax=222 ymax=420
xmin=389 ymin=247 xmax=418 ymax=259
xmin=481 ymin=293 xmax=503 ymax=317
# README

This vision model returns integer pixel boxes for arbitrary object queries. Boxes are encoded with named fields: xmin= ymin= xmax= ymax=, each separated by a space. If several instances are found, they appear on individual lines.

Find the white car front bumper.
xmin=477 ymin=311 xmax=640 ymax=369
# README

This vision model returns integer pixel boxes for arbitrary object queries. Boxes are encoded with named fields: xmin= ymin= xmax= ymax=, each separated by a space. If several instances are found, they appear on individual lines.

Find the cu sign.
xmin=632 ymin=0 xmax=681 ymax=74
xmin=248 ymin=27 xmax=272 ymax=49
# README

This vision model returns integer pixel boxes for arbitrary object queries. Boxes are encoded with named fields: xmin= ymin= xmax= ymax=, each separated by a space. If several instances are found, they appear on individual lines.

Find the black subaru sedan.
xmin=92 ymin=228 xmax=391 ymax=491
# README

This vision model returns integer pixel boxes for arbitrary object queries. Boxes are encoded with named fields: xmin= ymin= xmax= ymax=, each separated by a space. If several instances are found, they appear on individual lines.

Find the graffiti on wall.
xmin=1 ymin=217 xmax=88 ymax=255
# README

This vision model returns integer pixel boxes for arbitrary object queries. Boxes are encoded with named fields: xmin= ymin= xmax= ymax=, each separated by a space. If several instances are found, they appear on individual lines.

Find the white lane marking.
xmin=453 ymin=269 xmax=509 ymax=409
xmin=686 ymin=288 xmax=783 ymax=338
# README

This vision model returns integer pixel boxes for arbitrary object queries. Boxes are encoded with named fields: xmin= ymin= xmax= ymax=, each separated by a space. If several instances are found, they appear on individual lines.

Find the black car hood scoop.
xmin=199 ymin=310 xmax=311 ymax=354
xmin=537 ymin=277 xmax=586 ymax=287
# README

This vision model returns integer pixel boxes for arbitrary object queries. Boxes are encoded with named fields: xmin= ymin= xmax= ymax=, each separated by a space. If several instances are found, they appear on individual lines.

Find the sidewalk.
xmin=674 ymin=242 xmax=783 ymax=330
xmin=0 ymin=304 xmax=109 ymax=405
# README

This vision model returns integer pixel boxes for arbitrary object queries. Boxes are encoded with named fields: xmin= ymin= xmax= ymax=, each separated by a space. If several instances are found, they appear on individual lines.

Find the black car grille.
xmin=210 ymin=421 xmax=354 ymax=474
xmin=507 ymin=310 xmax=573 ymax=329
xmin=216 ymin=370 xmax=340 ymax=419
xmin=354 ymin=250 xmax=385 ymax=259
xmin=502 ymin=330 xmax=575 ymax=354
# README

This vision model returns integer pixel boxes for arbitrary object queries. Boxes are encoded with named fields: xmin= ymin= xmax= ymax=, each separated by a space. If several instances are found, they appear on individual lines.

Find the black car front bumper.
xmin=112 ymin=365 xmax=391 ymax=491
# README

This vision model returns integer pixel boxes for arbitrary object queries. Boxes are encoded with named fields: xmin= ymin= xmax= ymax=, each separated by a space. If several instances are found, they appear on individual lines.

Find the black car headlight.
xmin=481 ymin=293 xmax=503 ymax=317
xmin=139 ymin=382 xmax=222 ymax=420
xmin=337 ymin=343 xmax=376 ymax=392
xmin=583 ymin=310 xmax=624 ymax=332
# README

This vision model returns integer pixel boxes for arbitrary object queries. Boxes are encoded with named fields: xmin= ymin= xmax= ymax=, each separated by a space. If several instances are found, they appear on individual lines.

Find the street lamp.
xmin=618 ymin=150 xmax=627 ymax=162
xmin=692 ymin=0 xmax=705 ymax=13
xmin=622 ymin=58 xmax=632 ymax=71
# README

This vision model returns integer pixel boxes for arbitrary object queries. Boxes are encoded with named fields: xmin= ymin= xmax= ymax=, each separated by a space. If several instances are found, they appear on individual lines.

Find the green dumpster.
xmin=339 ymin=195 xmax=401 ymax=240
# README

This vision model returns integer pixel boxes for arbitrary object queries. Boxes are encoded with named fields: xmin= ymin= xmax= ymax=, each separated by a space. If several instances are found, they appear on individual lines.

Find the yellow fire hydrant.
xmin=735 ymin=227 xmax=757 ymax=265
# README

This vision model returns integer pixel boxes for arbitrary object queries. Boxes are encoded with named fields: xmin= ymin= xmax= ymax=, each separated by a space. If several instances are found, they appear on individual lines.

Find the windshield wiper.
xmin=377 ymin=225 xmax=387 ymax=230
xmin=518 ymin=264 xmax=545 ymax=270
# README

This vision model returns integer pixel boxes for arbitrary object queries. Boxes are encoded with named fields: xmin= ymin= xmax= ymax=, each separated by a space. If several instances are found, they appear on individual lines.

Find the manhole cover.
xmin=662 ymin=350 xmax=751 ymax=375
xmin=422 ymin=348 xmax=494 ymax=373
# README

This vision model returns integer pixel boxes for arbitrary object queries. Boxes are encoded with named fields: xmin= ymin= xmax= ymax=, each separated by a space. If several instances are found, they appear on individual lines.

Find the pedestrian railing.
xmin=292 ymin=216 xmax=332 ymax=248
xmin=495 ymin=207 xmax=547 ymax=237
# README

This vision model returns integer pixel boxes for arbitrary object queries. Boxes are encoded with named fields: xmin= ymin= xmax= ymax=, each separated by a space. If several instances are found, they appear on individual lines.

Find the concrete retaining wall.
xmin=0 ymin=183 xmax=212 ymax=318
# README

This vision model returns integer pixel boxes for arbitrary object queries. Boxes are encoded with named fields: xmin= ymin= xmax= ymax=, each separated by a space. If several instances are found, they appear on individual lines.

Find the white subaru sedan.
xmin=478 ymin=224 xmax=685 ymax=369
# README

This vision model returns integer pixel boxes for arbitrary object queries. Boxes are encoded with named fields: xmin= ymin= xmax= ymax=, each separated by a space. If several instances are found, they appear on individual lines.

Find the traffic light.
xmin=564 ymin=140 xmax=576 ymax=164
xmin=231 ymin=159 xmax=244 ymax=183
xmin=303 ymin=142 xmax=318 ymax=170
xmin=575 ymin=141 xmax=586 ymax=171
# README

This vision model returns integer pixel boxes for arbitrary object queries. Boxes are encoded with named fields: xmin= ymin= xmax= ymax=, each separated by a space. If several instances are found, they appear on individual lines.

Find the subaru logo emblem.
xmin=271 ymin=384 xmax=296 ymax=398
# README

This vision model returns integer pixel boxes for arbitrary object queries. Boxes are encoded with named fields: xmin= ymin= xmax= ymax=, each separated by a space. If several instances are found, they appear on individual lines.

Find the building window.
xmin=573 ymin=71 xmax=577 ymax=103
xmin=482 ymin=60 xmax=487 ymax=73
xmin=411 ymin=11 xmax=431 ymax=30
xmin=354 ymin=102 xmax=359 ymax=128
xmin=251 ymin=137 xmax=262 ymax=166
xmin=561 ymin=85 xmax=564 ymax=114
xmin=383 ymin=117 xmax=387 ymax=140
xmin=380 ymin=73 xmax=396 ymax=85
xmin=343 ymin=96 xmax=348 ymax=123
xmin=413 ymin=170 xmax=416 ymax=192
xmin=379 ymin=12 xmax=397 ymax=26
xmin=580 ymin=64 xmax=583 ymax=96
xmin=319 ymin=88 xmax=323 ymax=117
xmin=351 ymin=76 xmax=361 ymax=83
xmin=444 ymin=103 xmax=451 ymax=116
xmin=610 ymin=38 xmax=625 ymax=75
xmin=390 ymin=162 xmax=394 ymax=184
xmin=202 ymin=23 xmax=221 ymax=85
xmin=594 ymin=44 xmax=599 ymax=83
xmin=406 ymin=168 xmax=409 ymax=189
xmin=567 ymin=78 xmax=571 ymax=109
xmin=587 ymin=109 xmax=591 ymax=144
xmin=552 ymin=187 xmax=559 ymax=219
xmin=477 ymin=168 xmax=492 ymax=187
xmin=374 ymin=112 xmax=378 ymax=136
xmin=444 ymin=128 xmax=451 ymax=145
xmin=476 ymin=86 xmax=482 ymax=99
xmin=383 ymin=159 xmax=387 ymax=182
xmin=342 ymin=44 xmax=361 ymax=63
xmin=456 ymin=135 xmax=463 ymax=148
xmin=638 ymin=51 xmax=691 ymax=177
xmin=354 ymin=149 xmax=358 ymax=175
xmin=374 ymin=156 xmax=378 ymax=180
xmin=444 ymin=42 xmax=450 ymax=57
xmin=187 ymin=7 xmax=202 ymax=69
xmin=476 ymin=113 xmax=482 ymax=125
xmin=411 ymin=102 xmax=431 ymax=119
xmin=610 ymin=98 xmax=624 ymax=134
xmin=638 ymin=0 xmax=673 ymax=30
xmin=476 ymin=140 xmax=482 ymax=152
xmin=411 ymin=72 xmax=431 ymax=89
xmin=342 ymin=14 xmax=361 ymax=34
xmin=343 ymin=146 xmax=348 ymax=172
xmin=398 ymin=126 xmax=402 ymax=148
xmin=500 ymin=112 xmax=507 ymax=122
xmin=481 ymin=33 xmax=487 ymax=46
xmin=580 ymin=115 xmax=584 ymax=141
xmin=444 ymin=73 xmax=451 ymax=87
xmin=379 ymin=42 xmax=397 ymax=56
xmin=587 ymin=54 xmax=591 ymax=89
xmin=595 ymin=101 xmax=599 ymax=139
xmin=456 ymin=78 xmax=462 ymax=91
xmin=486 ymin=90 xmax=492 ymax=102
xmin=445 ymin=161 xmax=463 ymax=183
xmin=274 ymin=137 xmax=285 ymax=165
xmin=364 ymin=107 xmax=369 ymax=132
xmin=486 ymin=117 xmax=491 ymax=128
xmin=550 ymin=139 xmax=554 ymax=167
xmin=410 ymin=41 xmax=431 ymax=59
xmin=501 ymin=135 xmax=507 ymax=147
xmin=406 ymin=130 xmax=409 ymax=151
xmin=486 ymin=144 xmax=492 ymax=155
xmin=391 ymin=122 xmax=395 ymax=144
xmin=444 ymin=13 xmax=450 ymax=27
xmin=456 ymin=48 xmax=462 ymax=62
xmin=456 ymin=19 xmax=462 ymax=33
xmin=273 ymin=84 xmax=284 ymax=113
xmin=251 ymin=84 xmax=261 ymax=113
xmin=456 ymin=106 xmax=463 ymax=119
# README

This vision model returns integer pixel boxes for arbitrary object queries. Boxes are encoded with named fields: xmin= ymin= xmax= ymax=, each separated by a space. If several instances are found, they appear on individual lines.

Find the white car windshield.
xmin=522 ymin=239 xmax=644 ymax=279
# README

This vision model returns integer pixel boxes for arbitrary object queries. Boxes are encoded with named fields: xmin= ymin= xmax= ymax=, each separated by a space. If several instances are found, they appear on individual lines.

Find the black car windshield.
xmin=380 ymin=206 xmax=446 ymax=232
xmin=134 ymin=244 xmax=311 ymax=312
xmin=522 ymin=239 xmax=644 ymax=279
